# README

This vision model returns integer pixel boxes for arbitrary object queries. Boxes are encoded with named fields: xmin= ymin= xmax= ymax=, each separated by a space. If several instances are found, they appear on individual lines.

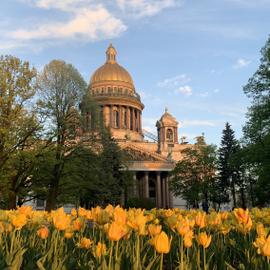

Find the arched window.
xmin=166 ymin=128 xmax=173 ymax=142
xmin=114 ymin=110 xmax=119 ymax=128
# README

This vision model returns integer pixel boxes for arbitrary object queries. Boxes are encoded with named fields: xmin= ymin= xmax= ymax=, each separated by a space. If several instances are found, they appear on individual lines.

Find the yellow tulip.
xmin=256 ymin=223 xmax=267 ymax=238
xmin=195 ymin=212 xmax=206 ymax=229
xmin=64 ymin=231 xmax=73 ymax=239
xmin=148 ymin=224 xmax=162 ymax=237
xmin=11 ymin=213 xmax=27 ymax=229
xmin=17 ymin=206 xmax=33 ymax=217
xmin=0 ymin=222 xmax=4 ymax=233
xmin=71 ymin=208 xmax=77 ymax=217
xmin=197 ymin=232 xmax=212 ymax=248
xmin=53 ymin=213 xmax=71 ymax=231
xmin=96 ymin=242 xmax=106 ymax=257
xmin=113 ymin=206 xmax=127 ymax=225
xmin=108 ymin=222 xmax=127 ymax=241
xmin=127 ymin=209 xmax=147 ymax=235
xmin=261 ymin=236 xmax=270 ymax=257
xmin=78 ymin=207 xmax=87 ymax=217
xmin=176 ymin=219 xmax=190 ymax=236
xmin=183 ymin=230 xmax=194 ymax=248
xmin=79 ymin=237 xmax=92 ymax=249
xmin=153 ymin=231 xmax=170 ymax=254
xmin=73 ymin=218 xmax=83 ymax=231
xmin=37 ymin=226 xmax=49 ymax=239
xmin=254 ymin=236 xmax=266 ymax=254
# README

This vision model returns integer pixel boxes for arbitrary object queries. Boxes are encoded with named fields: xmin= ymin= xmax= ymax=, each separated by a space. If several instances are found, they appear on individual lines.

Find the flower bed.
xmin=0 ymin=206 xmax=269 ymax=269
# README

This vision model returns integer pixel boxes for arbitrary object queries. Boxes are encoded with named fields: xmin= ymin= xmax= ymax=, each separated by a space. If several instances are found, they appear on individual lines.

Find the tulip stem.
xmin=108 ymin=241 xmax=114 ymax=270
xmin=160 ymin=253 xmax=163 ymax=270
xmin=136 ymin=236 xmax=140 ymax=270
xmin=197 ymin=248 xmax=200 ymax=270
xmin=180 ymin=237 xmax=184 ymax=270
xmin=203 ymin=248 xmax=207 ymax=270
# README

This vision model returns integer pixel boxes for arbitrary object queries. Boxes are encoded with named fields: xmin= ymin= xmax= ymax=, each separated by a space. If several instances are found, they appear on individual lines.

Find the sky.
xmin=1 ymin=0 xmax=270 ymax=145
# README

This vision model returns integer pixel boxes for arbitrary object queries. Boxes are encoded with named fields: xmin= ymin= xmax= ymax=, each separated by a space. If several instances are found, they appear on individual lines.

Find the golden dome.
xmin=90 ymin=44 xmax=134 ymax=89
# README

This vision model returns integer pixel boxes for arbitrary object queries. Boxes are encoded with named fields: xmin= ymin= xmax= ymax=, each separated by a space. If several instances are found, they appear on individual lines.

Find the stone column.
xmin=168 ymin=176 xmax=173 ymax=208
xmin=165 ymin=175 xmax=173 ymax=208
xmin=104 ymin=106 xmax=110 ymax=127
xmin=110 ymin=105 xmax=113 ymax=127
xmin=126 ymin=107 xmax=130 ymax=130
xmin=119 ymin=106 xmax=122 ymax=129
xmin=156 ymin=172 xmax=161 ymax=208
xmin=144 ymin=171 xmax=149 ymax=198
xmin=133 ymin=172 xmax=137 ymax=197
xmin=130 ymin=107 xmax=133 ymax=130
xmin=133 ymin=108 xmax=136 ymax=131
xmin=162 ymin=178 xmax=166 ymax=208
xmin=139 ymin=111 xmax=142 ymax=132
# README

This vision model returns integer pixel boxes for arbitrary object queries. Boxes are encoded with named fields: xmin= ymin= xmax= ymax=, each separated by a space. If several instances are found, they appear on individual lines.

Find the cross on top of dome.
xmin=106 ymin=43 xmax=117 ymax=64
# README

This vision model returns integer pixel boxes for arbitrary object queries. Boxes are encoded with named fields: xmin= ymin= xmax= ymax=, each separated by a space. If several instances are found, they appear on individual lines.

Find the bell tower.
xmin=156 ymin=108 xmax=179 ymax=154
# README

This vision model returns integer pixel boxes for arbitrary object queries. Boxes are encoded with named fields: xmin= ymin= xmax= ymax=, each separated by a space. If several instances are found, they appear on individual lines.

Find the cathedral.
xmin=88 ymin=44 xmax=191 ymax=208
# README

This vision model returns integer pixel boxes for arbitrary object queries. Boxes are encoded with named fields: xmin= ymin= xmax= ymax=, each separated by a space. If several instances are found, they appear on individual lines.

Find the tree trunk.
xmin=8 ymin=190 xmax=17 ymax=209
xmin=45 ymin=184 xmax=58 ymax=211
xmin=240 ymin=186 xmax=246 ymax=209
xmin=231 ymin=182 xmax=237 ymax=208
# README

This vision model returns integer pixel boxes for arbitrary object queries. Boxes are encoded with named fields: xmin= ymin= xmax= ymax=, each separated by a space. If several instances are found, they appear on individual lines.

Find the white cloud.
xmin=116 ymin=0 xmax=178 ymax=17
xmin=175 ymin=85 xmax=193 ymax=96
xmin=158 ymin=74 xmax=191 ymax=88
xmin=5 ymin=0 xmax=178 ymax=50
xmin=213 ymin=88 xmax=220 ymax=93
xmin=233 ymin=58 xmax=251 ymax=69
xmin=9 ymin=4 xmax=126 ymax=42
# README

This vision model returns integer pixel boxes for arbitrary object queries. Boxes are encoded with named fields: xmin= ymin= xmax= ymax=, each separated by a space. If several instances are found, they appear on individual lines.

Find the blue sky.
xmin=1 ymin=0 xmax=270 ymax=145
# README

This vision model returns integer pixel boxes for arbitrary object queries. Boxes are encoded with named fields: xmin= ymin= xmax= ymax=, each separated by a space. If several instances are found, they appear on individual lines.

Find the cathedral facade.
xmin=88 ymin=44 xmax=190 ymax=208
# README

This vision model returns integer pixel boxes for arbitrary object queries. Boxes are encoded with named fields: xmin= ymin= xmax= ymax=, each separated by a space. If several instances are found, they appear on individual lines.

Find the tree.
xmin=37 ymin=60 xmax=87 ymax=211
xmin=242 ymin=35 xmax=270 ymax=206
xmin=217 ymin=122 xmax=240 ymax=208
xmin=0 ymin=55 xmax=40 ymax=209
xmin=170 ymin=136 xmax=217 ymax=209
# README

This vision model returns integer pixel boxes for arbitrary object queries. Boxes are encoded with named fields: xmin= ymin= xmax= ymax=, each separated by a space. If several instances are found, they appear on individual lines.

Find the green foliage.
xmin=242 ymin=35 xmax=270 ymax=206
xmin=216 ymin=122 xmax=241 ymax=208
xmin=37 ymin=59 xmax=87 ymax=210
xmin=126 ymin=197 xmax=156 ymax=210
xmin=0 ymin=55 xmax=40 ymax=209
xmin=170 ymin=136 xmax=217 ymax=208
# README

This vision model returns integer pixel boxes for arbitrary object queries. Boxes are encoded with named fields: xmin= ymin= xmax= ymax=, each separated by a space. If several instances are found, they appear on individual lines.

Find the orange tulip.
xmin=176 ymin=220 xmax=190 ymax=236
xmin=79 ymin=237 xmax=92 ymax=249
xmin=113 ymin=206 xmax=127 ymax=225
xmin=73 ymin=218 xmax=83 ymax=231
xmin=11 ymin=213 xmax=27 ymax=229
xmin=148 ymin=224 xmax=162 ymax=237
xmin=195 ymin=212 xmax=206 ymax=229
xmin=37 ymin=227 xmax=49 ymax=239
xmin=256 ymin=223 xmax=267 ymax=238
xmin=64 ymin=231 xmax=74 ymax=239
xmin=108 ymin=222 xmax=127 ymax=241
xmin=197 ymin=232 xmax=211 ymax=248
xmin=234 ymin=208 xmax=252 ymax=231
xmin=53 ymin=213 xmax=71 ymax=231
xmin=183 ymin=230 xmax=194 ymax=248
xmin=96 ymin=242 xmax=107 ymax=257
xmin=153 ymin=231 xmax=170 ymax=254
xmin=261 ymin=236 xmax=270 ymax=257
xmin=17 ymin=206 xmax=32 ymax=217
